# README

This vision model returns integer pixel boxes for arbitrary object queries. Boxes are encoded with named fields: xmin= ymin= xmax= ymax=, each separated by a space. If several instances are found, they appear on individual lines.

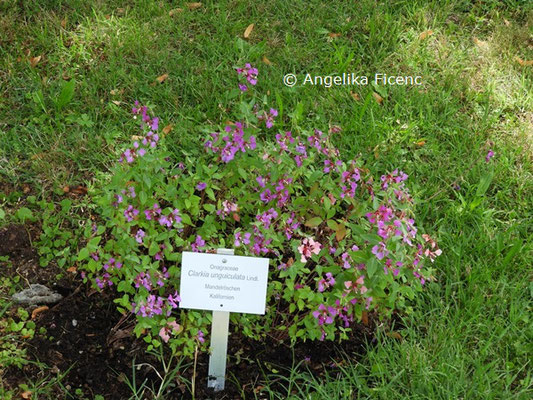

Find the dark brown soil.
xmin=1 ymin=224 xmax=384 ymax=399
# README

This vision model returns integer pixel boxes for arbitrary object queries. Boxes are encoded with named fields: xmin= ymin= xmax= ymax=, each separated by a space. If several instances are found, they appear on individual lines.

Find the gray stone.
xmin=12 ymin=284 xmax=63 ymax=305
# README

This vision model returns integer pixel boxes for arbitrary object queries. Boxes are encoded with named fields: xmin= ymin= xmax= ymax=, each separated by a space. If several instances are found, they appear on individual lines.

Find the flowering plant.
xmin=78 ymin=64 xmax=441 ymax=356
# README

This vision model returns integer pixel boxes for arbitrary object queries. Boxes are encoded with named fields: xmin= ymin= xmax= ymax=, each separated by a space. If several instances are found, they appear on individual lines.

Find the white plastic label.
xmin=179 ymin=252 xmax=269 ymax=314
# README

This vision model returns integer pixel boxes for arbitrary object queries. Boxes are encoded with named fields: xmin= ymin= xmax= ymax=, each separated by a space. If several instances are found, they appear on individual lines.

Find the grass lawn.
xmin=1 ymin=0 xmax=532 ymax=399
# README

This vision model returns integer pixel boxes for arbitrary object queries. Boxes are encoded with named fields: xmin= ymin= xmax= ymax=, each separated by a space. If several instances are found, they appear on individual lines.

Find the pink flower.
xmin=298 ymin=238 xmax=322 ymax=263
xmin=485 ymin=149 xmax=494 ymax=163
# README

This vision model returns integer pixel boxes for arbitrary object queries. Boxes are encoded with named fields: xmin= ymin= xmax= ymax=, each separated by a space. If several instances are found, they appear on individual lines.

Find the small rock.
xmin=72 ymin=319 xmax=78 ymax=327
xmin=12 ymin=284 xmax=63 ymax=305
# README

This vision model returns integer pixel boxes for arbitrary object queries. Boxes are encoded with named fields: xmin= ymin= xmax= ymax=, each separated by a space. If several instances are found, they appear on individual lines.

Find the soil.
xmin=1 ymin=224 xmax=385 ymax=400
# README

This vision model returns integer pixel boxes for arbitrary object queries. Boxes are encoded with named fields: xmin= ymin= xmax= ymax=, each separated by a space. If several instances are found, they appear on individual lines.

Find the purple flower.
xmin=238 ymin=83 xmax=248 ymax=91
xmin=371 ymin=242 xmax=389 ymax=260
xmin=191 ymin=235 xmax=206 ymax=252
xmin=485 ymin=149 xmax=494 ymax=163
xmin=196 ymin=182 xmax=207 ymax=191
xmin=124 ymin=205 xmax=139 ymax=222
xmin=197 ymin=330 xmax=205 ymax=343
xmin=135 ymin=229 xmax=145 ymax=244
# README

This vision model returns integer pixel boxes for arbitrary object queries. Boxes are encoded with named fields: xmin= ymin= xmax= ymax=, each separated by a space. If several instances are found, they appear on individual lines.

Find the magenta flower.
xmin=197 ymin=329 xmax=205 ymax=343
xmin=485 ymin=149 xmax=494 ymax=163
xmin=124 ymin=205 xmax=139 ymax=222
xmin=191 ymin=235 xmax=206 ymax=252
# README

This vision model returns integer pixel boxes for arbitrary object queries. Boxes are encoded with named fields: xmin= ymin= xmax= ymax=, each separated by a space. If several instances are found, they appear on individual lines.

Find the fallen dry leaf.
xmin=232 ymin=213 xmax=240 ymax=222
xmin=503 ymin=18 xmax=510 ymax=26
xmin=361 ymin=311 xmax=369 ymax=326
xmin=262 ymin=55 xmax=272 ymax=65
xmin=162 ymin=124 xmax=173 ymax=135
xmin=415 ymin=140 xmax=426 ymax=146
xmin=22 ymin=184 xmax=31 ymax=194
xmin=111 ymin=100 xmax=122 ymax=106
xmin=29 ymin=55 xmax=42 ymax=68
xmin=515 ymin=56 xmax=533 ymax=66
xmin=155 ymin=73 xmax=169 ymax=83
xmin=62 ymin=72 xmax=71 ymax=80
xmin=110 ymin=88 xmax=124 ymax=95
xmin=21 ymin=390 xmax=32 ymax=399
xmin=31 ymin=306 xmax=49 ymax=320
xmin=473 ymin=37 xmax=488 ymax=48
xmin=372 ymin=92 xmax=383 ymax=104
xmin=169 ymin=8 xmax=183 ymax=16
xmin=350 ymin=91 xmax=360 ymax=101
xmin=131 ymin=135 xmax=143 ymax=141
xmin=243 ymin=23 xmax=254 ymax=39
xmin=60 ymin=17 xmax=67 ymax=29
xmin=67 ymin=266 xmax=77 ymax=273
xmin=419 ymin=30 xmax=433 ymax=40
xmin=335 ymin=223 xmax=347 ymax=241
xmin=186 ymin=2 xmax=202 ymax=10
xmin=63 ymin=185 xmax=88 ymax=195
xmin=328 ymin=32 xmax=341 ymax=38
xmin=386 ymin=331 xmax=403 ymax=340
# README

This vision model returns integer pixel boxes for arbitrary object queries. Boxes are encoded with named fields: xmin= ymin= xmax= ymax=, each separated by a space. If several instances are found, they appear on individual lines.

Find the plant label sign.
xmin=179 ymin=251 xmax=269 ymax=314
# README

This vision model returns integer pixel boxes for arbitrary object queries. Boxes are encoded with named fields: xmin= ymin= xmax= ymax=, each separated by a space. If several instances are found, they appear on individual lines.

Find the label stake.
xmin=207 ymin=248 xmax=233 ymax=391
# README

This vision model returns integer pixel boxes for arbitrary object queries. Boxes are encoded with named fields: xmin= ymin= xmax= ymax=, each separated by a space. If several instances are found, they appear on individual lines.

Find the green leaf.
xmin=326 ymin=220 xmax=338 ymax=230
xmin=15 ymin=207 xmax=33 ymax=222
xmin=367 ymin=257 xmax=378 ymax=278
xmin=55 ymin=80 xmax=75 ymax=110
xmin=139 ymin=191 xmax=148 ymax=206
xmin=77 ymin=247 xmax=89 ymax=261
xmin=0 ymin=208 xmax=5 ymax=220
xmin=305 ymin=217 xmax=322 ymax=227
xmin=476 ymin=170 xmax=494 ymax=197
xmin=203 ymin=204 xmax=216 ymax=213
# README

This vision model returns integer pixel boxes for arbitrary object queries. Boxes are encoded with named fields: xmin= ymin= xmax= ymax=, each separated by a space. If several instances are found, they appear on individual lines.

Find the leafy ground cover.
xmin=1 ymin=0 xmax=532 ymax=399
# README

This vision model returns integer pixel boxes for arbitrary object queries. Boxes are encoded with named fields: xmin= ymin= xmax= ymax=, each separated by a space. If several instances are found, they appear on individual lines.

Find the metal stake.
xmin=207 ymin=248 xmax=233 ymax=391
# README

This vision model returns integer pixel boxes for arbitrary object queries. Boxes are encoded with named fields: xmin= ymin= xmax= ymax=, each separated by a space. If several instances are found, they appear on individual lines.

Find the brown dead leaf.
xmin=473 ymin=37 xmax=488 ymax=48
xmin=31 ymin=306 xmax=49 ymax=320
xmin=232 ymin=213 xmax=240 ymax=222
xmin=328 ymin=32 xmax=341 ymax=38
xmin=186 ymin=2 xmax=202 ymax=10
xmin=61 ymin=17 xmax=67 ymax=29
xmin=111 ymin=100 xmax=122 ymax=106
xmin=169 ymin=8 xmax=183 ymax=16
xmin=162 ymin=124 xmax=173 ymax=135
xmin=350 ymin=91 xmax=360 ymax=101
xmin=131 ymin=135 xmax=143 ymax=141
xmin=262 ymin=55 xmax=272 ymax=65
xmin=415 ymin=140 xmax=426 ymax=147
xmin=62 ymin=72 xmax=71 ymax=80
xmin=243 ymin=23 xmax=254 ymax=39
xmin=286 ymin=257 xmax=294 ymax=267
xmin=110 ymin=88 xmax=124 ymax=95
xmin=372 ymin=92 xmax=383 ymax=104
xmin=503 ymin=18 xmax=510 ymax=26
xmin=335 ymin=223 xmax=347 ymax=242
xmin=29 ymin=55 xmax=42 ymax=68
xmin=63 ymin=185 xmax=88 ymax=195
xmin=67 ymin=266 xmax=77 ymax=273
xmin=155 ymin=73 xmax=169 ymax=84
xmin=419 ymin=30 xmax=433 ymax=40
xmin=515 ymin=56 xmax=533 ymax=66
xmin=361 ymin=311 xmax=369 ymax=326
xmin=21 ymin=390 xmax=32 ymax=399
xmin=386 ymin=331 xmax=403 ymax=340
xmin=22 ymin=184 xmax=31 ymax=194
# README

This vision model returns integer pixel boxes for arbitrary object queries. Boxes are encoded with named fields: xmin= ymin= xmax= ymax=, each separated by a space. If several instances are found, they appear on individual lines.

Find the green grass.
xmin=1 ymin=0 xmax=531 ymax=398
